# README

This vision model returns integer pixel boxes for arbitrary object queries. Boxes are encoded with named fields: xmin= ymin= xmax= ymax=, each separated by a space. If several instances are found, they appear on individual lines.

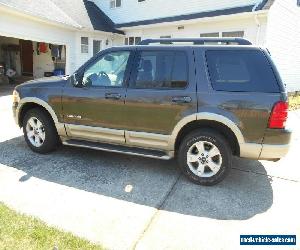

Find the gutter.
xmin=119 ymin=10 xmax=268 ymax=31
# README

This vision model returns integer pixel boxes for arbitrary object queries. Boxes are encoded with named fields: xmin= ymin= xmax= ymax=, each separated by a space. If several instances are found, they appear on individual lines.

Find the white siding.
xmin=120 ymin=15 xmax=266 ymax=46
xmin=74 ymin=31 xmax=115 ymax=70
xmin=93 ymin=0 xmax=259 ymax=24
xmin=265 ymin=0 xmax=300 ymax=91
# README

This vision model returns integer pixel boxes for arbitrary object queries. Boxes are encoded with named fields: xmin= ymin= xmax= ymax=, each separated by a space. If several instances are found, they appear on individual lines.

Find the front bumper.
xmin=12 ymin=102 xmax=19 ymax=126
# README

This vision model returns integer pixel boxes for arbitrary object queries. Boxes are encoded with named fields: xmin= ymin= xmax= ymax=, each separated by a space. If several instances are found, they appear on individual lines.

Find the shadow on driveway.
xmin=0 ymin=136 xmax=273 ymax=221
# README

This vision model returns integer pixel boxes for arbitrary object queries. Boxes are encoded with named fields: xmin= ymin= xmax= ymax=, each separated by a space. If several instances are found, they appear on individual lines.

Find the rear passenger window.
xmin=130 ymin=51 xmax=188 ymax=89
xmin=206 ymin=50 xmax=280 ymax=92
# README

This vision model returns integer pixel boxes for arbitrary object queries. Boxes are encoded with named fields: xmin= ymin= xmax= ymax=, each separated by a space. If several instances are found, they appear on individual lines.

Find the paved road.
xmin=0 ymin=86 xmax=299 ymax=250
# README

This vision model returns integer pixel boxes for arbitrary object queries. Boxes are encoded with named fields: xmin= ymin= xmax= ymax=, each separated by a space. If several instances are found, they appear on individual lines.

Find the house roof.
xmin=0 ymin=0 xmax=80 ymax=28
xmin=116 ymin=1 xmax=275 ymax=28
xmin=0 ymin=0 xmax=124 ymax=34
xmin=51 ymin=0 xmax=124 ymax=34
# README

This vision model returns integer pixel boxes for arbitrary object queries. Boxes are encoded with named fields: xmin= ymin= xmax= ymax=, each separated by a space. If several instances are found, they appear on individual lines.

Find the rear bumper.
xmin=240 ymin=128 xmax=292 ymax=161
xmin=259 ymin=143 xmax=290 ymax=160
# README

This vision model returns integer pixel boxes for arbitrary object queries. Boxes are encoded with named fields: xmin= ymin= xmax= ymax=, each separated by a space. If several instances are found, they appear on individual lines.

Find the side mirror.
xmin=82 ymin=77 xmax=92 ymax=88
xmin=70 ymin=73 xmax=81 ymax=87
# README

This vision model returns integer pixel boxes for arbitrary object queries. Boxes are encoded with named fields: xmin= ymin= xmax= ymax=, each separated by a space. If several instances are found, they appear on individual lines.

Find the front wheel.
xmin=22 ymin=108 xmax=59 ymax=154
xmin=177 ymin=129 xmax=232 ymax=186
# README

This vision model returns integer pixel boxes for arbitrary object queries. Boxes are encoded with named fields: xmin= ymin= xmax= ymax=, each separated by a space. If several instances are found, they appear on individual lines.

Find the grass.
xmin=289 ymin=94 xmax=300 ymax=110
xmin=0 ymin=203 xmax=102 ymax=250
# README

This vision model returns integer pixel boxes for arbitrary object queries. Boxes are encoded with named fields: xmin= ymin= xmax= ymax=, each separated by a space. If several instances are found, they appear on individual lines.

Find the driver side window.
xmin=83 ymin=51 xmax=130 ymax=87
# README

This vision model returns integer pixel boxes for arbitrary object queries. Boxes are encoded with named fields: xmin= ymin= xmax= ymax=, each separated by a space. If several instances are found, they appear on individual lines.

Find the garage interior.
xmin=0 ymin=35 xmax=66 ymax=85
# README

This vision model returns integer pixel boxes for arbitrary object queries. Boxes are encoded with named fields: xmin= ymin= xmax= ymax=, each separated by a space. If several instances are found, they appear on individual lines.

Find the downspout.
xmin=254 ymin=14 xmax=261 ymax=45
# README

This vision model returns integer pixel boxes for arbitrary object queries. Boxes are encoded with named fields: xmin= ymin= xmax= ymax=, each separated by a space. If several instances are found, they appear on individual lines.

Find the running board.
xmin=63 ymin=139 xmax=172 ymax=160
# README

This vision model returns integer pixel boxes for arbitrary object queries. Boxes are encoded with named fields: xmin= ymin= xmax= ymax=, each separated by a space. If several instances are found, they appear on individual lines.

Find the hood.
xmin=16 ymin=76 xmax=68 ymax=90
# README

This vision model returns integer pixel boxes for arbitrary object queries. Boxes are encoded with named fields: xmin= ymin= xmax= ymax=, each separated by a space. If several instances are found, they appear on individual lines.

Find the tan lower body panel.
xmin=240 ymin=142 xmax=290 ymax=160
xmin=65 ymin=124 xmax=125 ymax=144
xmin=259 ymin=144 xmax=290 ymax=160
xmin=125 ymin=131 xmax=171 ymax=150
xmin=239 ymin=143 xmax=262 ymax=159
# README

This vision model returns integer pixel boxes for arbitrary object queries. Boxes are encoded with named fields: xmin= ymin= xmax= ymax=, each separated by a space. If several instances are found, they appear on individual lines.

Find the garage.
xmin=0 ymin=35 xmax=66 ymax=85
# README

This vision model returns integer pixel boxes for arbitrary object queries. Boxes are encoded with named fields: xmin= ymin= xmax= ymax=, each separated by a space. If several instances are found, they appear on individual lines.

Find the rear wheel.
xmin=177 ymin=129 xmax=232 ymax=186
xmin=22 ymin=108 xmax=59 ymax=154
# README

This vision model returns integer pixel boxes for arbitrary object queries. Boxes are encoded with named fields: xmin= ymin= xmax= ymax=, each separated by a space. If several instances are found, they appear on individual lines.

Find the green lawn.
xmin=289 ymin=95 xmax=300 ymax=110
xmin=0 ymin=203 xmax=102 ymax=250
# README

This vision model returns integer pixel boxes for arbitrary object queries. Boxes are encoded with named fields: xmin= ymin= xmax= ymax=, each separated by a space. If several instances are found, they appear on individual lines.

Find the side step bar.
xmin=63 ymin=139 xmax=173 ymax=160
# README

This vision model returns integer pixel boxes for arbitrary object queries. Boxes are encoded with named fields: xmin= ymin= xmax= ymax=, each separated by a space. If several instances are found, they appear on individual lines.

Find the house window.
xmin=200 ymin=32 xmax=219 ymax=37
xmin=110 ymin=0 xmax=121 ymax=8
xmin=129 ymin=37 xmax=135 ymax=45
xmin=135 ymin=37 xmax=141 ymax=44
xmin=160 ymin=35 xmax=172 ymax=44
xmin=125 ymin=37 xmax=142 ymax=45
xmin=93 ymin=40 xmax=102 ymax=56
xmin=222 ymin=31 xmax=244 ymax=37
xmin=81 ymin=37 xmax=89 ymax=53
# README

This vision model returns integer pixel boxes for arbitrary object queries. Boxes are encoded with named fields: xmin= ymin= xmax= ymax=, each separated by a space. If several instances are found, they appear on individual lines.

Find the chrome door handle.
xmin=105 ymin=93 xmax=121 ymax=100
xmin=172 ymin=96 xmax=192 ymax=103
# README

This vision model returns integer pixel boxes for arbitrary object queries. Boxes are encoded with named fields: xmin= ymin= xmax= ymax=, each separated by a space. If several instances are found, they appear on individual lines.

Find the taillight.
xmin=268 ymin=101 xmax=288 ymax=129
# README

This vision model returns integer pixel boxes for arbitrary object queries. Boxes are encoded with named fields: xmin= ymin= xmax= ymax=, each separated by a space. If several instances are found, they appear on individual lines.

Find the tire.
xmin=22 ymin=108 xmax=59 ymax=154
xmin=177 ymin=129 xmax=232 ymax=186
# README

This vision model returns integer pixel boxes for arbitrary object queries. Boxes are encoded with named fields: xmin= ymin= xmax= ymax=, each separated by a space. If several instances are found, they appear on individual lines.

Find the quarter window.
xmin=81 ymin=37 xmax=89 ymax=53
xmin=206 ymin=50 xmax=279 ymax=92
xmin=83 ymin=51 xmax=130 ymax=87
xmin=130 ymin=51 xmax=188 ymax=89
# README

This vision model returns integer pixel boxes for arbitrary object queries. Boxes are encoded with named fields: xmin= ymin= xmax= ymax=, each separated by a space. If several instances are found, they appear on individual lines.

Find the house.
xmin=0 ymin=0 xmax=299 ymax=91
xmin=0 ymin=0 xmax=123 ymax=80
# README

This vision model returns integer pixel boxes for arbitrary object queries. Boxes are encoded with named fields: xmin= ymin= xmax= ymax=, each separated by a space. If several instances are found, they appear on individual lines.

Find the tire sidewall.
xmin=178 ymin=131 xmax=231 ymax=185
xmin=22 ymin=109 xmax=58 ymax=153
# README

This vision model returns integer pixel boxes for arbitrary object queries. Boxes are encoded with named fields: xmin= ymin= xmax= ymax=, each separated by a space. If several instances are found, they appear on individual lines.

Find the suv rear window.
xmin=206 ymin=50 xmax=280 ymax=92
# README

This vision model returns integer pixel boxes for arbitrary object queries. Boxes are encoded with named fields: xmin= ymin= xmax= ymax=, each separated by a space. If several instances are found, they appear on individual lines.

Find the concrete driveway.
xmin=0 ymin=85 xmax=299 ymax=250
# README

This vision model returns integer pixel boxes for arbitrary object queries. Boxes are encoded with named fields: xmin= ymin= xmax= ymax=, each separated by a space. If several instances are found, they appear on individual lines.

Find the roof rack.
xmin=138 ymin=38 xmax=252 ymax=45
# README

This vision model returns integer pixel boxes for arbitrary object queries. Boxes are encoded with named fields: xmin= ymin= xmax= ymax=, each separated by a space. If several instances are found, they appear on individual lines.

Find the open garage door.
xmin=0 ymin=35 xmax=66 ymax=86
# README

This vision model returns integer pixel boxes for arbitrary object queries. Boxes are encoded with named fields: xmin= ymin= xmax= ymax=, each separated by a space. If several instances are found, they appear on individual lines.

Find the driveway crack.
xmin=132 ymin=172 xmax=182 ymax=249
xmin=232 ymin=167 xmax=299 ymax=183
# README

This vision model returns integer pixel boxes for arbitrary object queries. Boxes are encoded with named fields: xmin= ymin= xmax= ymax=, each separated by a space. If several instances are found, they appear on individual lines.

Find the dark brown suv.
xmin=12 ymin=38 xmax=292 ymax=185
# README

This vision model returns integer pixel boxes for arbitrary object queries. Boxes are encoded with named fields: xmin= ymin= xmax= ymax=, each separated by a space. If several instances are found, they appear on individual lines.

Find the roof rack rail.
xmin=138 ymin=38 xmax=252 ymax=45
